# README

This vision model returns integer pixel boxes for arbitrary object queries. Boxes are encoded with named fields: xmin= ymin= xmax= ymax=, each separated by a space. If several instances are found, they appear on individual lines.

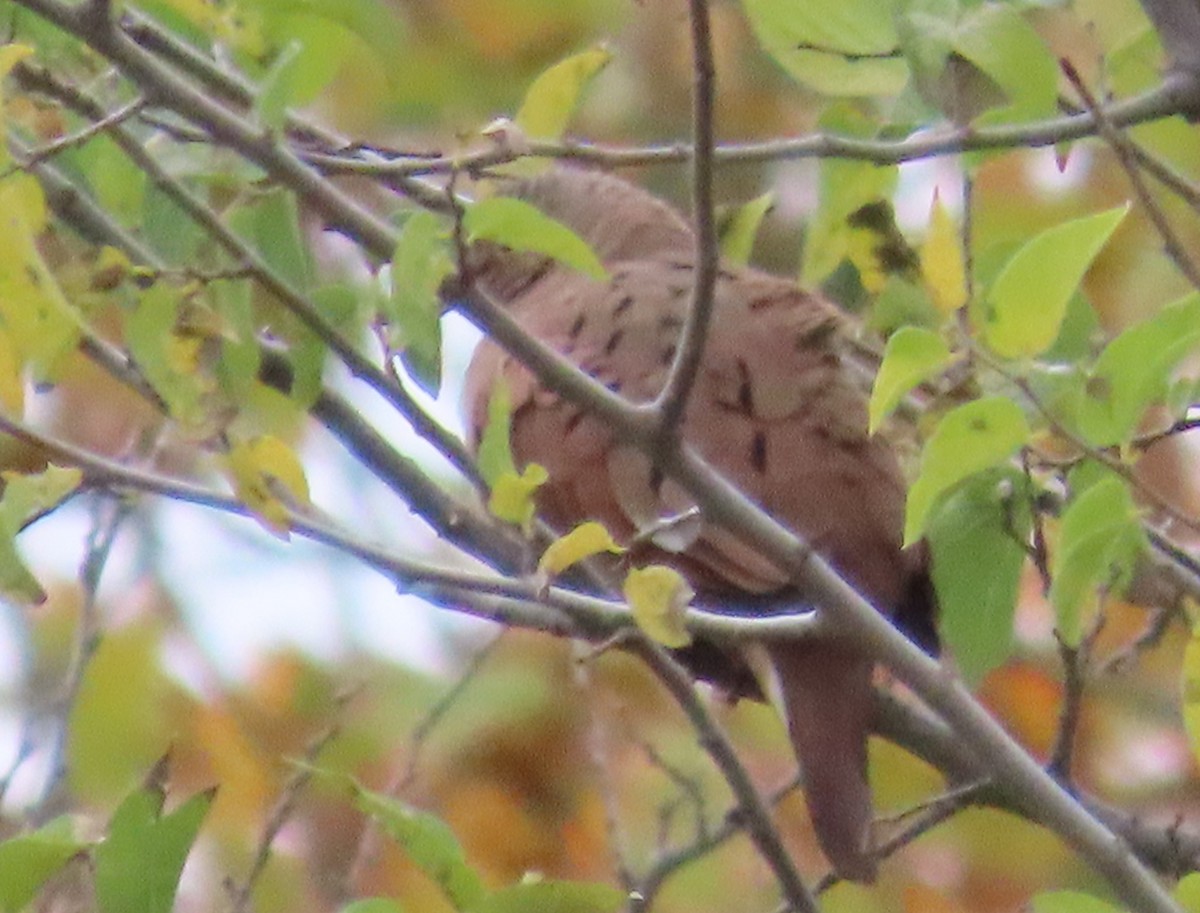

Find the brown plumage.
xmin=461 ymin=168 xmax=936 ymax=883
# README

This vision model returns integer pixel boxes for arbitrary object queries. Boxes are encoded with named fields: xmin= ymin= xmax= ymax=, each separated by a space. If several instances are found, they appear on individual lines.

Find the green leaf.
xmin=343 ymin=777 xmax=485 ymax=912
xmin=465 ymin=198 xmax=606 ymax=280
xmin=515 ymin=46 xmax=611 ymax=141
xmin=905 ymin=397 xmax=1030 ymax=544
xmin=0 ymin=465 xmax=82 ymax=605
xmin=127 ymin=284 xmax=210 ymax=429
xmin=1031 ymin=891 xmax=1125 ymax=913
xmin=95 ymin=781 xmax=214 ymax=913
xmin=0 ymin=817 xmax=86 ymax=913
xmin=718 ymin=192 xmax=774 ymax=266
xmin=927 ymin=470 xmax=1027 ymax=685
xmin=951 ymin=3 xmax=1057 ymax=123
xmin=231 ymin=188 xmax=314 ymax=291
xmin=469 ymin=880 xmax=625 ymax=913
xmin=868 ymin=326 xmax=951 ymax=433
xmin=386 ymin=210 xmax=451 ymax=396
xmin=1072 ymin=292 xmax=1200 ymax=447
xmin=340 ymin=900 xmax=405 ymax=913
xmin=1049 ymin=472 xmax=1145 ymax=644
xmin=256 ymin=40 xmax=305 ymax=132
xmin=741 ymin=0 xmax=909 ymax=96
xmin=476 ymin=379 xmax=517 ymax=487
xmin=981 ymin=205 xmax=1128 ymax=359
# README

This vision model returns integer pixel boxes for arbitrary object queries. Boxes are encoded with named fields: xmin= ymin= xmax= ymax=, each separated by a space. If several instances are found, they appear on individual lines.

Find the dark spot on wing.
xmin=736 ymin=358 xmax=753 ymax=413
xmin=604 ymin=329 xmax=625 ymax=356
xmin=565 ymin=410 xmax=584 ymax=435
xmin=568 ymin=313 xmax=587 ymax=340
xmin=613 ymin=295 xmax=634 ymax=317
xmin=660 ymin=342 xmax=677 ymax=366
xmin=750 ymin=430 xmax=768 ymax=473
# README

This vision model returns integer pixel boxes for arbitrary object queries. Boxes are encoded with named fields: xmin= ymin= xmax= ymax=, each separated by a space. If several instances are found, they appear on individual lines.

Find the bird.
xmin=460 ymin=168 xmax=937 ymax=883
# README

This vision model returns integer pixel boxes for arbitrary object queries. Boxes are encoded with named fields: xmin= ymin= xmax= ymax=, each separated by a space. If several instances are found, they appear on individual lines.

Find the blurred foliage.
xmin=0 ymin=0 xmax=1199 ymax=911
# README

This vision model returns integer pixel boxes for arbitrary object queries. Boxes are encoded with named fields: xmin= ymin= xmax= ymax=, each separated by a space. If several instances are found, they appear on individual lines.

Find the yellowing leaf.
xmin=1181 ymin=612 xmax=1200 ymax=771
xmin=845 ymin=200 xmax=919 ymax=294
xmin=0 ymin=328 xmax=25 ymax=416
xmin=0 ymin=175 xmax=82 ymax=383
xmin=982 ymin=205 xmax=1128 ymax=359
xmin=624 ymin=565 xmax=693 ymax=648
xmin=465 ymin=198 xmax=606 ymax=280
xmin=0 ymin=45 xmax=34 ymax=170
xmin=515 ymin=45 xmax=611 ymax=141
xmin=1175 ymin=872 xmax=1200 ymax=913
xmin=488 ymin=464 xmax=548 ymax=532
xmin=225 ymin=436 xmax=311 ymax=537
xmin=0 ymin=44 xmax=33 ymax=80
xmin=920 ymin=192 xmax=967 ymax=315
xmin=905 ymin=397 xmax=1030 ymax=544
xmin=537 ymin=521 xmax=625 ymax=580
xmin=868 ymin=327 xmax=951 ymax=433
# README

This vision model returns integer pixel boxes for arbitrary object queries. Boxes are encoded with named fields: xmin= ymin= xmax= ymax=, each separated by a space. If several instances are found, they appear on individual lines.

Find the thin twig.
xmin=652 ymin=0 xmax=718 ymax=438
xmin=226 ymin=689 xmax=354 ymax=913
xmin=1062 ymin=59 xmax=1200 ymax=290
xmin=34 ymin=493 xmax=129 ymax=822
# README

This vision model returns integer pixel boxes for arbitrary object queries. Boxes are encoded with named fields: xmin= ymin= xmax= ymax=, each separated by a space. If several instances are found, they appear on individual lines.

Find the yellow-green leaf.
xmin=0 ymin=45 xmax=34 ymax=169
xmin=515 ymin=45 xmax=611 ymax=141
xmin=476 ymin=379 xmax=517 ymax=487
xmin=489 ymin=464 xmax=548 ymax=532
xmin=0 ymin=465 xmax=82 ymax=605
xmin=718 ymin=192 xmax=774 ymax=266
xmin=868 ymin=327 xmax=951 ymax=433
xmin=307 ymin=767 xmax=486 ymax=913
xmin=225 ymin=435 xmax=311 ymax=537
xmin=0 ymin=817 xmax=86 ymax=913
xmin=981 ymin=205 xmax=1128 ymax=359
xmin=1184 ymin=618 xmax=1200 ymax=796
xmin=624 ymin=565 xmax=693 ymax=648
xmin=0 ymin=328 xmax=25 ymax=417
xmin=126 ymin=283 xmax=210 ymax=429
xmin=1030 ymin=891 xmax=1124 ymax=913
xmin=537 ymin=521 xmax=625 ymax=580
xmin=920 ymin=192 xmax=967 ymax=315
xmin=1176 ymin=872 xmax=1200 ymax=913
xmin=0 ymin=175 xmax=82 ymax=383
xmin=905 ymin=397 xmax=1030 ymax=544
xmin=800 ymin=106 xmax=898 ymax=286
xmin=386 ymin=209 xmax=451 ymax=395
xmin=1049 ymin=473 xmax=1144 ymax=644
xmin=465 ymin=198 xmax=606 ymax=280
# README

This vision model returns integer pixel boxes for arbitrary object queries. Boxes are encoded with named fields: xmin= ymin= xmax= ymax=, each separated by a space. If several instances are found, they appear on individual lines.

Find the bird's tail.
xmin=764 ymin=643 xmax=878 ymax=883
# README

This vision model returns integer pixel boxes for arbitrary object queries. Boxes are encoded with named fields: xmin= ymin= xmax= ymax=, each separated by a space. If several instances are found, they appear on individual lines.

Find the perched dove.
xmin=461 ymin=168 xmax=937 ymax=883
